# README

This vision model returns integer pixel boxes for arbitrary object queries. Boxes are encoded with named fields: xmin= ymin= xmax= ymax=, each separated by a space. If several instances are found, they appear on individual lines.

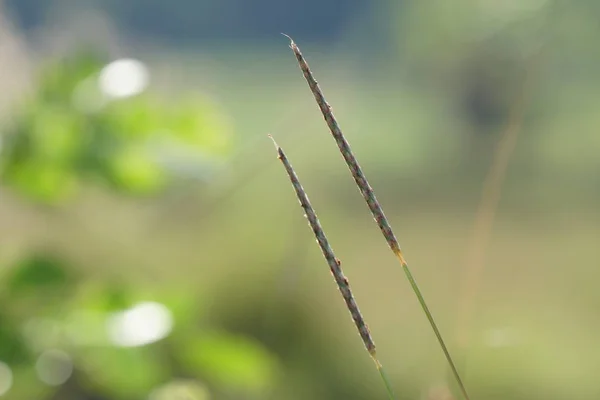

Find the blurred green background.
xmin=0 ymin=0 xmax=599 ymax=399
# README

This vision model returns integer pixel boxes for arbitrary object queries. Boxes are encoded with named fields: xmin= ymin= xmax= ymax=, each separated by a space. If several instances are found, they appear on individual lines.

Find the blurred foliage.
xmin=1 ymin=49 xmax=232 ymax=204
xmin=0 ymin=46 xmax=283 ymax=400
xmin=0 ymin=252 xmax=280 ymax=400
xmin=7 ymin=254 xmax=72 ymax=296
xmin=178 ymin=330 xmax=278 ymax=393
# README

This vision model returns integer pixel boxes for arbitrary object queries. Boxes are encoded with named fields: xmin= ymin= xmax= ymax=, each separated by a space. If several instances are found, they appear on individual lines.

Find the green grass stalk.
xmin=283 ymin=35 xmax=471 ymax=400
xmin=269 ymin=135 xmax=396 ymax=400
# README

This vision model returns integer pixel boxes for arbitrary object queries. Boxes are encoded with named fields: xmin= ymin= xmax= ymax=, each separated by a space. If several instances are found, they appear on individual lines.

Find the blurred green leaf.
xmin=28 ymin=106 xmax=86 ymax=162
xmin=106 ymin=145 xmax=166 ymax=194
xmin=0 ymin=48 xmax=234 ymax=204
xmin=80 ymin=346 xmax=167 ymax=398
xmin=37 ymin=49 xmax=107 ymax=104
xmin=179 ymin=330 xmax=278 ymax=393
xmin=0 ymin=314 xmax=31 ymax=365
xmin=102 ymin=95 xmax=164 ymax=140
xmin=4 ymin=160 xmax=78 ymax=204
xmin=7 ymin=254 xmax=73 ymax=297
xmin=166 ymin=96 xmax=233 ymax=157
xmin=101 ymin=284 xmax=135 ymax=312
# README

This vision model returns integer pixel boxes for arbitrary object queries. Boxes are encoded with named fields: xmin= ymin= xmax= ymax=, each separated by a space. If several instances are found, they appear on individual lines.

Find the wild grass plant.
xmin=270 ymin=36 xmax=471 ymax=400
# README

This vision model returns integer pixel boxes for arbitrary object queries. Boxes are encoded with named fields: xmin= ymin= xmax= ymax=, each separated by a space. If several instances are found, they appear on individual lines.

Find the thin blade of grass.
xmin=269 ymin=134 xmax=396 ymax=400
xmin=283 ymin=36 xmax=470 ymax=400
xmin=375 ymin=357 xmax=397 ymax=400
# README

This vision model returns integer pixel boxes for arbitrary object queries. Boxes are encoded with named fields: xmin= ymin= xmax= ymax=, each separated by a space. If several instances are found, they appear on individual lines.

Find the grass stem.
xmin=283 ymin=35 xmax=470 ymax=400
xmin=269 ymin=135 xmax=397 ymax=400
xmin=374 ymin=358 xmax=397 ymax=400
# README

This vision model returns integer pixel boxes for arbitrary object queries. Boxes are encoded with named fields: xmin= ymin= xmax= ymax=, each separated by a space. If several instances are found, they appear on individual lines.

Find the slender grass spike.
xmin=269 ymin=135 xmax=396 ymax=400
xmin=282 ymin=35 xmax=471 ymax=400
xmin=269 ymin=135 xmax=375 ymax=355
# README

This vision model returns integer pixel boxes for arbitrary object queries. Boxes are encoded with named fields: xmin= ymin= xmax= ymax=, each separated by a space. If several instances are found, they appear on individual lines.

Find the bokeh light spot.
xmin=107 ymin=302 xmax=173 ymax=347
xmin=148 ymin=379 xmax=210 ymax=400
xmin=99 ymin=59 xmax=149 ymax=99
xmin=35 ymin=349 xmax=73 ymax=386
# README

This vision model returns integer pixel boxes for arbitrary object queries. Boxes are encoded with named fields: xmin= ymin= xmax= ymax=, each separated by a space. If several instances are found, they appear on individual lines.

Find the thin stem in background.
xmin=454 ymin=2 xmax=559 ymax=364
xmin=283 ymin=35 xmax=470 ymax=400
xmin=269 ymin=135 xmax=396 ymax=400
xmin=455 ymin=47 xmax=545 ymax=353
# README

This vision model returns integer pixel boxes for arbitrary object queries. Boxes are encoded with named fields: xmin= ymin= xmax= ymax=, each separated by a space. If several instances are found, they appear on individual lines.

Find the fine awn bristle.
xmin=268 ymin=135 xmax=377 ymax=358
xmin=282 ymin=36 xmax=471 ymax=400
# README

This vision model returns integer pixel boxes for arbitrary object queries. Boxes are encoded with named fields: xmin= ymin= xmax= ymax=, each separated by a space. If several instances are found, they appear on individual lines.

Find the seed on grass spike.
xmin=269 ymin=134 xmax=396 ymax=400
xmin=283 ymin=35 xmax=406 ymax=263
xmin=283 ymin=37 xmax=471 ymax=400
xmin=269 ymin=134 xmax=376 ymax=356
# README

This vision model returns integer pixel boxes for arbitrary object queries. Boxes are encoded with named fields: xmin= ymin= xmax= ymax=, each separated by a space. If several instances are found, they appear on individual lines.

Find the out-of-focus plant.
xmin=0 ymin=252 xmax=279 ymax=399
xmin=0 ymin=47 xmax=283 ymax=400
xmin=0 ymin=48 xmax=233 ymax=204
